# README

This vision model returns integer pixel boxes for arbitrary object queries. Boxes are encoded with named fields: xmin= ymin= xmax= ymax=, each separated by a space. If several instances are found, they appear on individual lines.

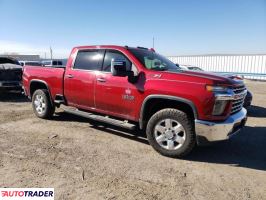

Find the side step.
xmin=63 ymin=107 xmax=137 ymax=130
xmin=54 ymin=94 xmax=66 ymax=105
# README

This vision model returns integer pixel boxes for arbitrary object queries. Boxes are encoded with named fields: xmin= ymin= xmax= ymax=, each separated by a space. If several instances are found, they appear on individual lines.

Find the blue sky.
xmin=0 ymin=0 xmax=265 ymax=58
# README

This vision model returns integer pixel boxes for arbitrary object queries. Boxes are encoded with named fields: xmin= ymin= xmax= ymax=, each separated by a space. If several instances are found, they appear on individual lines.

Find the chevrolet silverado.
xmin=23 ymin=45 xmax=247 ymax=157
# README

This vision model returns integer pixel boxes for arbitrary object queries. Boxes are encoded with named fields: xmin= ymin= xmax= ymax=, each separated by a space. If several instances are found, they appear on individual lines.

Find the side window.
xmin=74 ymin=50 xmax=104 ymax=70
xmin=103 ymin=50 xmax=131 ymax=72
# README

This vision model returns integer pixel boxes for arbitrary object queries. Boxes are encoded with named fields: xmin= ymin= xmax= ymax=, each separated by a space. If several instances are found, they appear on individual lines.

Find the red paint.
xmin=23 ymin=45 xmax=241 ymax=122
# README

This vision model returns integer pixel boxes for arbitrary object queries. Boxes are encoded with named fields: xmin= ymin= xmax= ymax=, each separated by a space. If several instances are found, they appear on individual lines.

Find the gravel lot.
xmin=0 ymin=80 xmax=266 ymax=200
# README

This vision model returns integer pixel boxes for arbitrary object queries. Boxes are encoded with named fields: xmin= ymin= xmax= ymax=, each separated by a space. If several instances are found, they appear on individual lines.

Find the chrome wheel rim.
xmin=154 ymin=119 xmax=186 ymax=150
xmin=34 ymin=94 xmax=46 ymax=114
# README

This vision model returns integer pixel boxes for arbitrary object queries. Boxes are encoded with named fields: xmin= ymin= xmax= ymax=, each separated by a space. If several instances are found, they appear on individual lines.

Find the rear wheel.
xmin=32 ymin=89 xmax=55 ymax=119
xmin=146 ymin=108 xmax=196 ymax=158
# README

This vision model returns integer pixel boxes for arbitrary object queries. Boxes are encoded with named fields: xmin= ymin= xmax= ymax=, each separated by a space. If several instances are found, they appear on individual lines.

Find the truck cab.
xmin=22 ymin=45 xmax=247 ymax=157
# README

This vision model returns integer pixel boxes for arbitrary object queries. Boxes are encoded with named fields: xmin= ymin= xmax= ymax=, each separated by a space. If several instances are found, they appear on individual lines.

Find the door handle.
xmin=66 ymin=74 xmax=74 ymax=78
xmin=97 ymin=78 xmax=106 ymax=82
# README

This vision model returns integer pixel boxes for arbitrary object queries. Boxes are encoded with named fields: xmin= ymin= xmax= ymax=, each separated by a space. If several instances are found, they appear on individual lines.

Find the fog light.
xmin=212 ymin=100 xmax=228 ymax=116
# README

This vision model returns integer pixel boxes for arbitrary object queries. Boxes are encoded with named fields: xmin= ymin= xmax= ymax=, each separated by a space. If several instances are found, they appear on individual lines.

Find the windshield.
xmin=128 ymin=48 xmax=180 ymax=71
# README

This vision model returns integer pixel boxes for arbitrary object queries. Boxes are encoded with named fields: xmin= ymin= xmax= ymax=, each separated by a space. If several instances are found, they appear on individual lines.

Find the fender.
xmin=139 ymin=94 xmax=198 ymax=129
xmin=29 ymin=79 xmax=54 ymax=105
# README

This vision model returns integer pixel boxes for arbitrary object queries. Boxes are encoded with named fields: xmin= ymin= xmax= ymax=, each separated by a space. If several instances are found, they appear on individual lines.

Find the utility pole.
xmin=152 ymin=37 xmax=155 ymax=49
xmin=50 ymin=46 xmax=53 ymax=60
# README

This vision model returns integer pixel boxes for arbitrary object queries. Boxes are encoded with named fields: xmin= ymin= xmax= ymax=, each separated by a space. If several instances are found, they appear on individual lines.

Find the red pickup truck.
xmin=23 ymin=45 xmax=247 ymax=157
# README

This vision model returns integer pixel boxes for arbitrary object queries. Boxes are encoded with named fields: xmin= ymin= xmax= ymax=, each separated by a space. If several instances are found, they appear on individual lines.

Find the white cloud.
xmin=0 ymin=40 xmax=69 ymax=58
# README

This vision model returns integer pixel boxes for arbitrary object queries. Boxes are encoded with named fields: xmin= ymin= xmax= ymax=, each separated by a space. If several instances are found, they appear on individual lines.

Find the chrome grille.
xmin=231 ymin=85 xmax=246 ymax=114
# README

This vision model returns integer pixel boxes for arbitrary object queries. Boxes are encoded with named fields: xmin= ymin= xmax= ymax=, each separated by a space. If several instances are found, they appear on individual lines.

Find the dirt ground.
xmin=0 ymin=80 xmax=265 ymax=200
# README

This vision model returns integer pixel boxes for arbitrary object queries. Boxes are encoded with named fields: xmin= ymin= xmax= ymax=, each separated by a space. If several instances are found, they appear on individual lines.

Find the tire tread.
xmin=146 ymin=108 xmax=195 ymax=158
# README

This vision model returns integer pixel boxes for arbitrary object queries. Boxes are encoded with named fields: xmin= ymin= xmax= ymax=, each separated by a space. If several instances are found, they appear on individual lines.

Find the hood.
xmin=0 ymin=63 xmax=23 ymax=70
xmin=157 ymin=69 xmax=243 ymax=86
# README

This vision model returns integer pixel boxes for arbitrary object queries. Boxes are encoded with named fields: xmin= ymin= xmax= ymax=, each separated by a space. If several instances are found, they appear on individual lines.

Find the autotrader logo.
xmin=0 ymin=188 xmax=54 ymax=199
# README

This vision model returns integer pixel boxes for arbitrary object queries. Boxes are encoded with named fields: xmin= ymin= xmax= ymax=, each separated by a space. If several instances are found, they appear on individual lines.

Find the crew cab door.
xmin=64 ymin=49 xmax=104 ymax=109
xmin=95 ymin=50 xmax=139 ymax=120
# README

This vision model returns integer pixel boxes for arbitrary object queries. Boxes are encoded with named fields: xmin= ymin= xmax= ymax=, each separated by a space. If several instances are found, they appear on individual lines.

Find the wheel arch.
xmin=29 ymin=79 xmax=53 ymax=104
xmin=139 ymin=95 xmax=198 ymax=129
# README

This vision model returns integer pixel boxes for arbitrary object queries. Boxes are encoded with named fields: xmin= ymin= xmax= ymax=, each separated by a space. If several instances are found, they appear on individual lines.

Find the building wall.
xmin=168 ymin=54 xmax=266 ymax=80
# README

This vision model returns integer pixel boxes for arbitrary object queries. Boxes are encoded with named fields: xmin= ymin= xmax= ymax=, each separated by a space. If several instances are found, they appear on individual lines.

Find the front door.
xmin=95 ymin=50 xmax=139 ymax=120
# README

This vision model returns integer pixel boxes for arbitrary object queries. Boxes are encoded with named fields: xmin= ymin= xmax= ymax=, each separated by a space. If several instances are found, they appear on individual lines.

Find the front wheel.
xmin=146 ymin=108 xmax=196 ymax=158
xmin=32 ymin=89 xmax=55 ymax=119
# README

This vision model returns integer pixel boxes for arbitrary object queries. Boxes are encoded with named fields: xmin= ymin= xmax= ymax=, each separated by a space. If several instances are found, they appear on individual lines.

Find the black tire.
xmin=146 ymin=108 xmax=196 ymax=158
xmin=32 ymin=89 xmax=55 ymax=119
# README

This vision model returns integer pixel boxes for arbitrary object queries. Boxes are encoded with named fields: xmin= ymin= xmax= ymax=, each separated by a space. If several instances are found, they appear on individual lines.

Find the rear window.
xmin=74 ymin=50 xmax=104 ymax=70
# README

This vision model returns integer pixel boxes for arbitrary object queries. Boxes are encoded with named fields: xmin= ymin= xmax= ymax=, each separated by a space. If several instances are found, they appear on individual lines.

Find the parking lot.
xmin=0 ymin=80 xmax=265 ymax=200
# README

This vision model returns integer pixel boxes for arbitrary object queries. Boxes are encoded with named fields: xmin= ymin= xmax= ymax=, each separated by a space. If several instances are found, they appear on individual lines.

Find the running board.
xmin=63 ymin=107 xmax=137 ymax=130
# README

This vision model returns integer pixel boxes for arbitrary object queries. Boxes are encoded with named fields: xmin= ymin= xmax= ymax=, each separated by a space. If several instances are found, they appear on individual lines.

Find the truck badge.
xmin=122 ymin=88 xmax=134 ymax=101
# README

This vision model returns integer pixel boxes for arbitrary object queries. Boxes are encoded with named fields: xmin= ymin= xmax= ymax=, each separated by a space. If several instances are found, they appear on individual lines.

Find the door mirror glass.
xmin=111 ymin=59 xmax=130 ymax=77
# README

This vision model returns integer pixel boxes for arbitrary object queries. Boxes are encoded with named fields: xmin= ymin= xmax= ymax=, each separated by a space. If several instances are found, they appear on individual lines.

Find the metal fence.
xmin=168 ymin=54 xmax=266 ymax=80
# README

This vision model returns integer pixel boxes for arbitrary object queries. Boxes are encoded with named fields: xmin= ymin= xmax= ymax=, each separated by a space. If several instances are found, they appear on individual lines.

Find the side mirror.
xmin=111 ymin=59 xmax=130 ymax=77
xmin=111 ymin=59 xmax=138 ymax=83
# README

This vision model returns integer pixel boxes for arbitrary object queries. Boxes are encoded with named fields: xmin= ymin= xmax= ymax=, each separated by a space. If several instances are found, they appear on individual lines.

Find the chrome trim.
xmin=214 ymin=89 xmax=247 ymax=101
xmin=232 ymin=89 xmax=247 ymax=100
xmin=231 ymin=87 xmax=247 ymax=114
xmin=195 ymin=108 xmax=247 ymax=142
xmin=215 ymin=94 xmax=234 ymax=100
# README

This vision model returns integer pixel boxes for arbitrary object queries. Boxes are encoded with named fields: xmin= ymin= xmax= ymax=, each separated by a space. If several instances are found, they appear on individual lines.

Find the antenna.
xmin=50 ymin=46 xmax=53 ymax=60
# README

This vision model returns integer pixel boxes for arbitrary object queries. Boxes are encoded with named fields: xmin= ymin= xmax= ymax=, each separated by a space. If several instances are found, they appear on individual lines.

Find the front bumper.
xmin=195 ymin=108 xmax=247 ymax=144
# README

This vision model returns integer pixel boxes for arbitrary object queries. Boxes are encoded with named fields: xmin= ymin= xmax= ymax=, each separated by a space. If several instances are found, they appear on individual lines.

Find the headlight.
xmin=206 ymin=85 xmax=231 ymax=116
xmin=206 ymin=85 xmax=229 ymax=93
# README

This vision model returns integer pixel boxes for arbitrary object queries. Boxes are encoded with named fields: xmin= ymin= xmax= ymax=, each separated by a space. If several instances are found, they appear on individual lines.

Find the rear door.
xmin=64 ymin=49 xmax=104 ymax=109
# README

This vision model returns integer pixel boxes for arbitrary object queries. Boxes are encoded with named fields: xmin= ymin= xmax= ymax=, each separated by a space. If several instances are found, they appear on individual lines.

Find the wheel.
xmin=146 ymin=108 xmax=196 ymax=158
xmin=32 ymin=89 xmax=55 ymax=119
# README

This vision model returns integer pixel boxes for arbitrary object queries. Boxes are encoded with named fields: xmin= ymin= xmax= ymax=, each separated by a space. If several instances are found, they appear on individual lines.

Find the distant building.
xmin=0 ymin=54 xmax=40 ymax=61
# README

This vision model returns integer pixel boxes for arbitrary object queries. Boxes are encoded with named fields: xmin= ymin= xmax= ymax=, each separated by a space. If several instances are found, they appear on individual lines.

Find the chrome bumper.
xmin=195 ymin=108 xmax=247 ymax=142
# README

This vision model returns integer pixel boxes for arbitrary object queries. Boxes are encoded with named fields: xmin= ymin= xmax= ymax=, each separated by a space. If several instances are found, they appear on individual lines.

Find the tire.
xmin=146 ymin=108 xmax=196 ymax=158
xmin=32 ymin=89 xmax=55 ymax=119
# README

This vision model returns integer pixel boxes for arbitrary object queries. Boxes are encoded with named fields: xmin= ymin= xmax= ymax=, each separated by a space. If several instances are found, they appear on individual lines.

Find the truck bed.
xmin=23 ymin=66 xmax=65 ymax=99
